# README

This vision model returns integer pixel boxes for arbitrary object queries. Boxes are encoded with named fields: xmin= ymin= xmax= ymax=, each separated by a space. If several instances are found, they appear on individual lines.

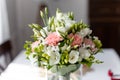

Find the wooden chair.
xmin=0 ymin=40 xmax=12 ymax=72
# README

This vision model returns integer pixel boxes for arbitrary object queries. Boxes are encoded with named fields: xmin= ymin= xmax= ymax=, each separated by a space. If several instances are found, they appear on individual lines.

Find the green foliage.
xmin=60 ymin=50 xmax=69 ymax=65
xmin=93 ymin=38 xmax=102 ymax=48
xmin=33 ymin=44 xmax=50 ymax=67
xmin=81 ymin=55 xmax=103 ymax=67
xmin=68 ymin=12 xmax=74 ymax=20
xmin=58 ymin=31 xmax=67 ymax=38
xmin=24 ymin=41 xmax=32 ymax=58
xmin=29 ymin=23 xmax=42 ymax=30
xmin=68 ymin=21 xmax=89 ymax=34
xmin=81 ymin=59 xmax=93 ymax=67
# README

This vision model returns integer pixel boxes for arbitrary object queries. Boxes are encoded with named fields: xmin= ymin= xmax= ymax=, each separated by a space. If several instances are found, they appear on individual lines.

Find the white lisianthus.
xmin=79 ymin=48 xmax=90 ymax=59
xmin=51 ymin=46 xmax=59 ymax=52
xmin=65 ymin=20 xmax=76 ymax=30
xmin=56 ymin=12 xmax=69 ymax=21
xmin=78 ymin=28 xmax=92 ymax=37
xmin=45 ymin=46 xmax=59 ymax=55
xmin=69 ymin=50 xmax=79 ymax=64
xmin=49 ymin=51 xmax=60 ymax=65
xmin=55 ymin=12 xmax=76 ymax=34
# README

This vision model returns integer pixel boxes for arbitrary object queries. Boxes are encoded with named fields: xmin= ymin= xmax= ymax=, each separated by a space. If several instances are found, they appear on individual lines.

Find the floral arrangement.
xmin=24 ymin=8 xmax=102 ymax=76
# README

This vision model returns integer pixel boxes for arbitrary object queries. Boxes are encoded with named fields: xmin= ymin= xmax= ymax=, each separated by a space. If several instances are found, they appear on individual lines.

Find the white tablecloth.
xmin=0 ymin=49 xmax=120 ymax=80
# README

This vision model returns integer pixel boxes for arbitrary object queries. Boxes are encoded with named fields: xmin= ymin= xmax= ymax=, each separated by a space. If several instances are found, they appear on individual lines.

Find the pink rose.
xmin=31 ymin=41 xmax=40 ymax=52
xmin=68 ymin=33 xmax=83 ymax=47
xmin=45 ymin=32 xmax=63 ymax=46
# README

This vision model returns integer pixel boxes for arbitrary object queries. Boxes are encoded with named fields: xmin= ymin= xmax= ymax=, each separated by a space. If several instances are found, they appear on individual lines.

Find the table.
xmin=0 ymin=49 xmax=120 ymax=80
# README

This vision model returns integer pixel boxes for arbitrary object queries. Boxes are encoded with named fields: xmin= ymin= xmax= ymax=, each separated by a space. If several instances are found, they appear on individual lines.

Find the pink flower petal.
xmin=45 ymin=32 xmax=63 ymax=46
xmin=68 ymin=33 xmax=83 ymax=47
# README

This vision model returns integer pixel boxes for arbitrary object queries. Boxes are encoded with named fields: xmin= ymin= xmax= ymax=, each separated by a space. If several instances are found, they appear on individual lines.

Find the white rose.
xmin=69 ymin=50 xmax=79 ymax=64
xmin=79 ymin=48 xmax=90 ymax=59
xmin=79 ymin=28 xmax=92 ymax=37
xmin=49 ymin=51 xmax=60 ymax=65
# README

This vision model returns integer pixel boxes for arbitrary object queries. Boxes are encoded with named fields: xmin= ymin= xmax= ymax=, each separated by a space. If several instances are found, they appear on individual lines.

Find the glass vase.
xmin=52 ymin=72 xmax=70 ymax=80
xmin=48 ymin=64 xmax=82 ymax=80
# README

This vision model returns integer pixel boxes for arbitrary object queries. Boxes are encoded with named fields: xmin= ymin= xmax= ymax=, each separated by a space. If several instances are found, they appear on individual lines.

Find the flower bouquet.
xmin=24 ymin=8 xmax=102 ymax=80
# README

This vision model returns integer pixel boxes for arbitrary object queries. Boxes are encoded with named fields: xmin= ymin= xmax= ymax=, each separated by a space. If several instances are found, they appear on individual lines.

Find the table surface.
xmin=0 ymin=48 xmax=120 ymax=80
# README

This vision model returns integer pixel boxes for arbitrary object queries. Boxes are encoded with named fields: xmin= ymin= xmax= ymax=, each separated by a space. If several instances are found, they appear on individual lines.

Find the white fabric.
xmin=0 ymin=49 xmax=120 ymax=80
xmin=0 ymin=0 xmax=10 ymax=45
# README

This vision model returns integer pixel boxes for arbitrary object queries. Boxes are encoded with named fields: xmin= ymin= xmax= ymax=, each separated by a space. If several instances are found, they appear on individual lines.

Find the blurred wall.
xmin=6 ymin=0 xmax=88 ymax=57
xmin=6 ymin=0 xmax=18 ymax=57
xmin=47 ymin=0 xmax=88 ymax=23
xmin=16 ymin=0 xmax=40 ymax=53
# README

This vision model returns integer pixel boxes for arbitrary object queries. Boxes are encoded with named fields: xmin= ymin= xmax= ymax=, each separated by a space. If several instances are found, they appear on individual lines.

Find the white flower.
xmin=65 ymin=20 xmax=76 ymax=30
xmin=49 ymin=51 xmax=60 ymax=65
xmin=79 ymin=48 xmax=90 ymax=59
xmin=69 ymin=50 xmax=79 ymax=64
xmin=79 ymin=28 xmax=92 ymax=37
xmin=46 ymin=46 xmax=60 ymax=60
xmin=55 ymin=12 xmax=76 ymax=34
xmin=51 ymin=46 xmax=59 ymax=52
xmin=56 ymin=12 xmax=68 ymax=21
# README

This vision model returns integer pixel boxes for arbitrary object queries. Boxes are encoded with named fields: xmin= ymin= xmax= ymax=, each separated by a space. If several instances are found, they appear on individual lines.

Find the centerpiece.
xmin=24 ymin=8 xmax=102 ymax=80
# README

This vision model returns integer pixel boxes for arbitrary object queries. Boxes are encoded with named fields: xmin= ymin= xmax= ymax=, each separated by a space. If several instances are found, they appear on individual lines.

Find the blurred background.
xmin=0 ymin=0 xmax=120 ymax=72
